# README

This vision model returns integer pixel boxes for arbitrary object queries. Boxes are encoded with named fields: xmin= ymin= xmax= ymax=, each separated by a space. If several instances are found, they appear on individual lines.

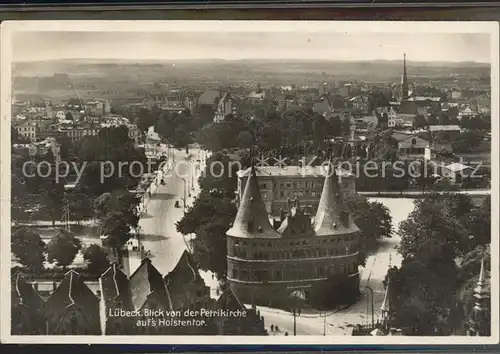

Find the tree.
xmin=97 ymin=190 xmax=140 ymax=249
xmin=176 ymin=191 xmax=237 ymax=277
xmin=398 ymin=195 xmax=470 ymax=261
xmin=341 ymin=117 xmax=351 ymax=136
xmin=136 ymin=107 xmax=157 ymax=133
xmin=236 ymin=130 xmax=254 ymax=148
xmin=308 ymin=273 xmax=359 ymax=310
xmin=328 ymin=116 xmax=342 ymax=137
xmin=66 ymin=191 xmax=94 ymax=224
xmin=452 ymin=131 xmax=484 ymax=153
xmin=463 ymin=196 xmax=491 ymax=249
xmin=83 ymin=244 xmax=110 ymax=275
xmin=65 ymin=111 xmax=74 ymax=121
xmin=413 ymin=115 xmax=427 ymax=129
xmin=11 ymin=227 xmax=46 ymax=272
xmin=77 ymin=126 xmax=146 ymax=196
xmin=312 ymin=114 xmax=329 ymax=145
xmin=389 ymin=258 xmax=456 ymax=335
xmin=198 ymin=152 xmax=240 ymax=198
xmin=42 ymin=179 xmax=65 ymax=226
xmin=343 ymin=192 xmax=393 ymax=265
xmin=46 ymin=228 xmax=81 ymax=270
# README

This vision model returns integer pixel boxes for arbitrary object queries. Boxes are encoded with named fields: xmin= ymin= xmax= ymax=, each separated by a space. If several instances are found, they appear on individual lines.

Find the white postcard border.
xmin=1 ymin=20 xmax=498 ymax=345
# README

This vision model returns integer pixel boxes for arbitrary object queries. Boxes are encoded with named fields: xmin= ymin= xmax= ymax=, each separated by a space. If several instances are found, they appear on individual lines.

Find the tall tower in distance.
xmin=401 ymin=53 xmax=409 ymax=101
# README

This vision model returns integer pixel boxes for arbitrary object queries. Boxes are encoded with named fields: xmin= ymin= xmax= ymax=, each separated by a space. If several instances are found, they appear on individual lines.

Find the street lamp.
xmin=191 ymin=160 xmax=195 ymax=191
xmin=289 ymin=289 xmax=305 ymax=336
xmin=181 ymin=178 xmax=187 ymax=210
xmin=365 ymin=286 xmax=375 ymax=329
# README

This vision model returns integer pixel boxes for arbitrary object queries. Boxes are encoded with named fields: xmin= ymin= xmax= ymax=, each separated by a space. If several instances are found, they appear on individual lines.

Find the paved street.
xmin=136 ymin=147 xmax=203 ymax=276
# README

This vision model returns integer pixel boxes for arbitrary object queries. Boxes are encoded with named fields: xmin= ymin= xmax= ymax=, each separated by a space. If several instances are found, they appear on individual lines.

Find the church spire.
xmin=401 ymin=53 xmax=409 ymax=101
xmin=380 ymin=275 xmax=392 ymax=330
xmin=467 ymin=257 xmax=490 ymax=336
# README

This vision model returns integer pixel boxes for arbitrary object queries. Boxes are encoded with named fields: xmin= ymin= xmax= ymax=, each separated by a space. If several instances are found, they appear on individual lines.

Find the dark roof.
xmin=164 ymin=250 xmax=202 ymax=285
xmin=313 ymin=164 xmax=360 ymax=237
xmin=129 ymin=258 xmax=172 ymax=310
xmin=277 ymin=199 xmax=316 ymax=238
xmin=11 ymin=272 xmax=44 ymax=309
xmin=164 ymin=251 xmax=206 ymax=308
xmin=45 ymin=270 xmax=100 ymax=330
xmin=226 ymin=166 xmax=281 ymax=239
xmin=312 ymin=99 xmax=331 ymax=116
xmin=198 ymin=90 xmax=221 ymax=106
xmin=215 ymin=287 xmax=246 ymax=311
xmin=100 ymin=263 xmax=134 ymax=310
xmin=398 ymin=101 xmax=419 ymax=115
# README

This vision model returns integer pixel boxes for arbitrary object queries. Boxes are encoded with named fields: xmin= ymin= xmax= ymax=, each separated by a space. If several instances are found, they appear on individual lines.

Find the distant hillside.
xmin=12 ymin=58 xmax=490 ymax=91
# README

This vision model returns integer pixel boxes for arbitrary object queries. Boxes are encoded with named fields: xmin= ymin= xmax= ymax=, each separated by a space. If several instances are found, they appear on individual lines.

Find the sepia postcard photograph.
xmin=0 ymin=20 xmax=498 ymax=345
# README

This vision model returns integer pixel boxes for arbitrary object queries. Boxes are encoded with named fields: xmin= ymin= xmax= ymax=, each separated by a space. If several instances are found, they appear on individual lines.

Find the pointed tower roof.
xmin=313 ymin=163 xmax=359 ymax=237
xmin=401 ymin=53 xmax=409 ymax=100
xmin=474 ymin=257 xmax=490 ymax=307
xmin=227 ymin=165 xmax=281 ymax=239
xmin=380 ymin=277 xmax=391 ymax=314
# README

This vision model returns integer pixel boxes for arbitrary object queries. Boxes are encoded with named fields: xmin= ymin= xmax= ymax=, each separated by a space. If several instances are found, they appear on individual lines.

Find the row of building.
xmin=12 ymin=250 xmax=267 ymax=336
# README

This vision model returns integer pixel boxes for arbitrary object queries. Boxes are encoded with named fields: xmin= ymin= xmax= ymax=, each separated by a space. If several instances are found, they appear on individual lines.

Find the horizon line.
xmin=13 ymin=57 xmax=491 ymax=65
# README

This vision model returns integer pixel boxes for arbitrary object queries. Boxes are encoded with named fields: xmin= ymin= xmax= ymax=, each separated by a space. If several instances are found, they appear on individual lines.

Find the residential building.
xmin=440 ymin=162 xmax=478 ymax=184
xmin=312 ymin=97 xmax=332 ymax=117
xmin=458 ymin=104 xmax=475 ymax=119
xmin=350 ymin=95 xmax=370 ymax=115
xmin=12 ymin=254 xmax=268 ymax=335
xmin=214 ymin=92 xmax=236 ymax=123
xmin=58 ymin=126 xmax=100 ymax=142
xmin=99 ymin=263 xmax=135 ymax=335
xmin=126 ymin=123 xmax=141 ymax=146
xmin=429 ymin=124 xmax=461 ymax=134
xmin=450 ymin=89 xmax=462 ymax=100
xmin=227 ymin=165 xmax=360 ymax=306
xmin=28 ymin=138 xmax=61 ymax=161
xmin=197 ymin=90 xmax=221 ymax=108
xmin=236 ymin=165 xmax=356 ymax=216
xmin=45 ymin=270 xmax=101 ymax=335
xmin=145 ymin=126 xmax=162 ymax=159
xmin=16 ymin=121 xmax=39 ymax=141
xmin=11 ymin=273 xmax=46 ymax=335
xmin=392 ymin=131 xmax=429 ymax=157
xmin=84 ymin=100 xmax=110 ymax=117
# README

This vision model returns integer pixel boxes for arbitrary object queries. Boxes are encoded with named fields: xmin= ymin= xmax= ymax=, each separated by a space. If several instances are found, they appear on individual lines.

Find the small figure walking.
xmin=270 ymin=324 xmax=274 ymax=332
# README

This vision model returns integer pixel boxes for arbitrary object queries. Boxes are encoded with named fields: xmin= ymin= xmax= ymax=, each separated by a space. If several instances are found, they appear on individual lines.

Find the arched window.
xmin=411 ymin=138 xmax=417 ymax=145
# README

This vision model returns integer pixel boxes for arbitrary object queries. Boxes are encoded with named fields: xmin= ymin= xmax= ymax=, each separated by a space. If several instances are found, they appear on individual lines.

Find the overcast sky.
xmin=12 ymin=31 xmax=491 ymax=63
